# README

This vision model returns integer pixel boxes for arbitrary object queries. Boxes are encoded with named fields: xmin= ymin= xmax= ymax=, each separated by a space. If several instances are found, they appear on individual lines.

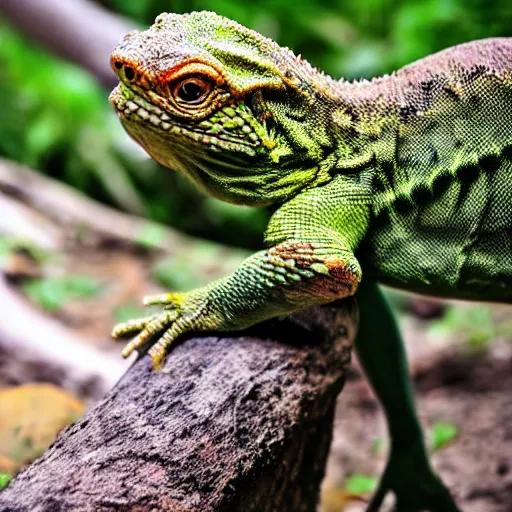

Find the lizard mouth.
xmin=109 ymin=83 xmax=268 ymax=158
xmin=109 ymin=83 xmax=180 ymax=134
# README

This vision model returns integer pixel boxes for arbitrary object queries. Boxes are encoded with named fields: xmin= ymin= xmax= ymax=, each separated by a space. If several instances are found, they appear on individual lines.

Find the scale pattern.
xmin=340 ymin=38 xmax=512 ymax=301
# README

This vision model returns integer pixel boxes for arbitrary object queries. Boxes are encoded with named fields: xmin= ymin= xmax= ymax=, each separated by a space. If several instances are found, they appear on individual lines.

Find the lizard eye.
xmin=173 ymin=77 xmax=212 ymax=104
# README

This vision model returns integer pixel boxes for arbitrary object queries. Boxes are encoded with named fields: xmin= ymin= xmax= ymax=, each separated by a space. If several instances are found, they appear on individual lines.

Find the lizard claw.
xmin=114 ymin=309 xmax=181 ymax=359
xmin=367 ymin=445 xmax=460 ymax=512
xmin=143 ymin=292 xmax=183 ymax=307
xmin=148 ymin=326 xmax=179 ymax=369
xmin=112 ymin=290 xmax=208 ymax=369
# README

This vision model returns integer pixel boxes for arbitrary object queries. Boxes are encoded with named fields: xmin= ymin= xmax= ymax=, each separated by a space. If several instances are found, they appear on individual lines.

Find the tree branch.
xmin=0 ymin=0 xmax=135 ymax=88
xmin=0 ymin=302 xmax=356 ymax=511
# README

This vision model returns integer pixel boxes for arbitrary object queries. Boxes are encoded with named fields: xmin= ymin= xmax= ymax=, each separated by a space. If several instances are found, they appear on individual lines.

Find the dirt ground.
xmin=323 ymin=311 xmax=512 ymax=512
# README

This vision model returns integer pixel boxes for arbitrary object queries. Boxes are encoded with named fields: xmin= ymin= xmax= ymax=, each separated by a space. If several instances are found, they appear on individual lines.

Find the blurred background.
xmin=0 ymin=1 xmax=511 ymax=510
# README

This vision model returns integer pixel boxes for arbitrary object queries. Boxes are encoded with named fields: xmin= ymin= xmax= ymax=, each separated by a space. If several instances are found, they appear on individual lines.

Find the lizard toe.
xmin=120 ymin=309 xmax=180 ymax=358
xmin=111 ymin=313 xmax=159 ymax=339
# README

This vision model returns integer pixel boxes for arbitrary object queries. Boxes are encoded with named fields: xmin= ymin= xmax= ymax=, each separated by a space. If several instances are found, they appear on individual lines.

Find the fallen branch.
xmin=0 ymin=0 xmax=135 ymax=88
xmin=0 ymin=275 xmax=129 ymax=403
xmin=0 ymin=157 xmax=248 ymax=262
xmin=0 ymin=301 xmax=356 ymax=511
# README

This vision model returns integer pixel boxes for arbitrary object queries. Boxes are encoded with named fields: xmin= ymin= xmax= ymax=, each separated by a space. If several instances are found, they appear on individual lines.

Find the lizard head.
xmin=110 ymin=11 xmax=333 ymax=205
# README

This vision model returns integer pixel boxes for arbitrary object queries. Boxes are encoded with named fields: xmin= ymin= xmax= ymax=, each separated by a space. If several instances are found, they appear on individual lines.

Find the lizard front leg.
xmin=112 ymin=240 xmax=361 ymax=369
xmin=112 ymin=176 xmax=370 ymax=369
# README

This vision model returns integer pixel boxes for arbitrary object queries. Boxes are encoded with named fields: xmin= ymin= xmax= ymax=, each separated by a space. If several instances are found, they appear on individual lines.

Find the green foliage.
xmin=0 ymin=473 xmax=12 ymax=490
xmin=1 ymin=1 xmax=511 ymax=249
xmin=431 ymin=422 xmax=458 ymax=451
xmin=0 ymin=23 xmax=146 ymax=215
xmin=0 ymin=234 xmax=52 ymax=267
xmin=0 ymin=235 xmax=11 ymax=265
xmin=345 ymin=473 xmax=378 ymax=495
xmin=370 ymin=437 xmax=385 ymax=455
xmin=429 ymin=305 xmax=496 ymax=348
xmin=23 ymin=276 xmax=103 ymax=312
xmin=135 ymin=223 xmax=166 ymax=250
xmin=152 ymin=255 xmax=208 ymax=291
xmin=113 ymin=302 xmax=147 ymax=323
xmin=0 ymin=25 xmax=100 ymax=163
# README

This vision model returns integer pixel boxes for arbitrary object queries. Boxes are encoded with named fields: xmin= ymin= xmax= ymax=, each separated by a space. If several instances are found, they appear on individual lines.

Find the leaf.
xmin=135 ymin=223 xmax=166 ymax=249
xmin=0 ymin=472 xmax=12 ymax=490
xmin=64 ymin=276 xmax=102 ymax=297
xmin=23 ymin=276 xmax=102 ymax=312
xmin=152 ymin=255 xmax=208 ymax=291
xmin=431 ymin=422 xmax=458 ymax=451
xmin=23 ymin=278 xmax=67 ymax=312
xmin=113 ymin=303 xmax=147 ymax=323
xmin=345 ymin=474 xmax=378 ymax=496
xmin=371 ymin=437 xmax=385 ymax=455
xmin=0 ymin=235 xmax=12 ymax=265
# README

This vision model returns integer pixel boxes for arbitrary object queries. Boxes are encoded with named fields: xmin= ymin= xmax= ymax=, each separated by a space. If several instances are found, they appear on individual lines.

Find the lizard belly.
xmin=362 ymin=156 xmax=512 ymax=303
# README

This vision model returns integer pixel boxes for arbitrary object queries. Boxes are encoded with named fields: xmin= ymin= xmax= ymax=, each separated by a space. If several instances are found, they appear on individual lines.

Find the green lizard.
xmin=109 ymin=11 xmax=512 ymax=511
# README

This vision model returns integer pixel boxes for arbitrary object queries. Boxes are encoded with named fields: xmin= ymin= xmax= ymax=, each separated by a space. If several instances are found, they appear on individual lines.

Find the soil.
xmin=323 ymin=312 xmax=512 ymax=512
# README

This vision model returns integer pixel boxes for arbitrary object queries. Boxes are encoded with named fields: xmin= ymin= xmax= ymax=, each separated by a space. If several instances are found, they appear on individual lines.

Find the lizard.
xmin=109 ymin=11 xmax=512 ymax=512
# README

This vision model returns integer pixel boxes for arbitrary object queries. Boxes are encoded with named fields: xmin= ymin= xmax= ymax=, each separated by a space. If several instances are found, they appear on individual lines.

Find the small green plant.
xmin=370 ymin=437 xmax=385 ymax=455
xmin=429 ymin=305 xmax=496 ymax=349
xmin=152 ymin=255 xmax=208 ymax=291
xmin=0 ymin=473 xmax=12 ymax=490
xmin=345 ymin=474 xmax=378 ymax=496
xmin=113 ymin=302 xmax=147 ymax=324
xmin=23 ymin=276 xmax=103 ymax=312
xmin=431 ymin=422 xmax=458 ymax=451
xmin=0 ymin=235 xmax=11 ymax=264
xmin=0 ymin=234 xmax=51 ymax=266
xmin=135 ymin=223 xmax=166 ymax=249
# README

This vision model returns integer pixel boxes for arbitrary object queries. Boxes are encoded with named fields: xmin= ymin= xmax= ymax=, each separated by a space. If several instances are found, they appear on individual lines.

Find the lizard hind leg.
xmin=366 ymin=444 xmax=461 ymax=512
xmin=355 ymin=280 xmax=460 ymax=512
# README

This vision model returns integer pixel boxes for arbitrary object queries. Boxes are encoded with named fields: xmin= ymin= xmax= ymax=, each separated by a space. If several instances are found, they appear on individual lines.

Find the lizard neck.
xmin=269 ymin=53 xmax=401 ymax=181
xmin=327 ymin=76 xmax=400 ymax=175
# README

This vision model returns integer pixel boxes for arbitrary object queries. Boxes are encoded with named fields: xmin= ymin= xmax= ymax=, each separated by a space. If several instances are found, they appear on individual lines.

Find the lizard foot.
xmin=112 ymin=291 xmax=212 ymax=369
xmin=367 ymin=444 xmax=460 ymax=512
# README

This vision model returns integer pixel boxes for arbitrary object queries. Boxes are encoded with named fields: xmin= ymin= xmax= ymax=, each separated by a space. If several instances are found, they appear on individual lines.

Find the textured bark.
xmin=0 ymin=301 xmax=356 ymax=512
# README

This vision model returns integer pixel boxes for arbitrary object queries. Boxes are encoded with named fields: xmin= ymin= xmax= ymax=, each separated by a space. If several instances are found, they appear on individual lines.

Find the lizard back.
xmin=355 ymin=38 xmax=512 ymax=302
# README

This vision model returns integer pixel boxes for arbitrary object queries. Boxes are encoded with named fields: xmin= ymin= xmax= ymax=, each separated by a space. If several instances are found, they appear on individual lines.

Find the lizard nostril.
xmin=124 ymin=66 xmax=135 ymax=81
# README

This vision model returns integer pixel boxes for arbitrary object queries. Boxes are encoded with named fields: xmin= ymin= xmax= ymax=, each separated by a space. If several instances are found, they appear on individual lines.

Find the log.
xmin=0 ymin=302 xmax=356 ymax=512
xmin=0 ymin=275 xmax=129 ymax=402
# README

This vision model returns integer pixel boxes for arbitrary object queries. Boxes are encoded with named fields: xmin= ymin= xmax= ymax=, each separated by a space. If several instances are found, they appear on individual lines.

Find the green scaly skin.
xmin=109 ymin=11 xmax=512 ymax=511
